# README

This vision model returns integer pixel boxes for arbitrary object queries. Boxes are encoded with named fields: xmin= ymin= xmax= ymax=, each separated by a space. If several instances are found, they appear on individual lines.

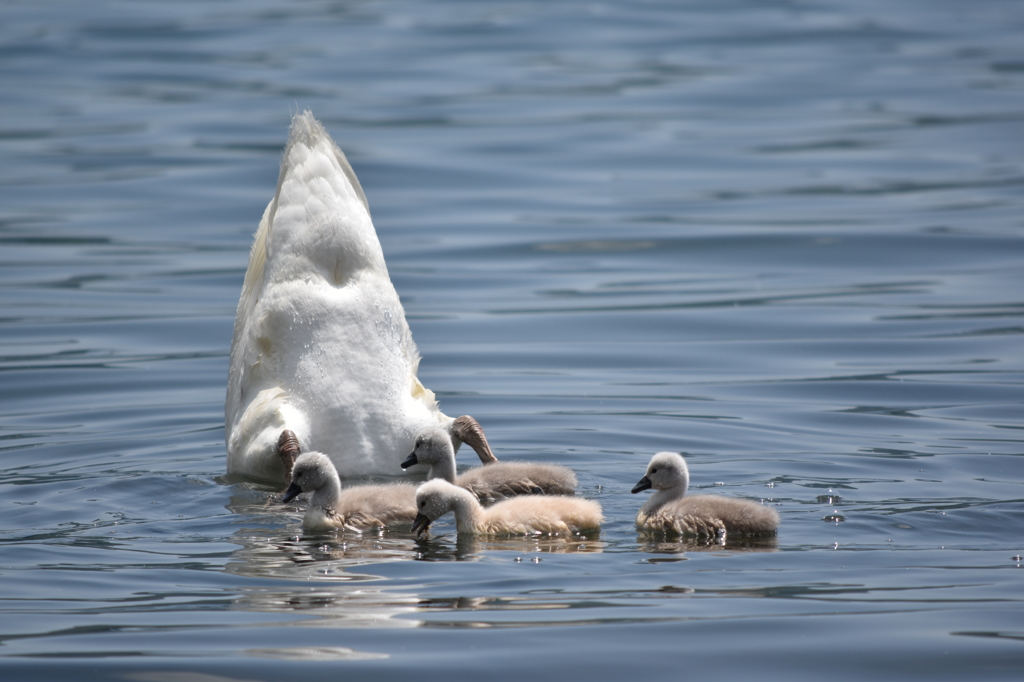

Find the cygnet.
xmin=411 ymin=479 xmax=602 ymax=536
xmin=282 ymin=452 xmax=416 ymax=531
xmin=632 ymin=452 xmax=779 ymax=537
xmin=401 ymin=428 xmax=577 ymax=504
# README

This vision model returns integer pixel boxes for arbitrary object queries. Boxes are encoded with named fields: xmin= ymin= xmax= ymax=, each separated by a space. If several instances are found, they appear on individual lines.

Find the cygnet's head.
xmin=411 ymin=478 xmax=461 ymax=535
xmin=631 ymin=451 xmax=689 ymax=495
xmin=401 ymin=428 xmax=454 ymax=470
xmin=282 ymin=452 xmax=337 ymax=503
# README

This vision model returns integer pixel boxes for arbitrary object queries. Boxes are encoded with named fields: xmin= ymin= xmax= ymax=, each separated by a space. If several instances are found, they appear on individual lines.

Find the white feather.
xmin=226 ymin=111 xmax=452 ymax=481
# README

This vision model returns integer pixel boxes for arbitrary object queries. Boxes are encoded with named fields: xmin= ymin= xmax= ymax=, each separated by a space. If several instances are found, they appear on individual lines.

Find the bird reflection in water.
xmin=636 ymin=528 xmax=778 ymax=556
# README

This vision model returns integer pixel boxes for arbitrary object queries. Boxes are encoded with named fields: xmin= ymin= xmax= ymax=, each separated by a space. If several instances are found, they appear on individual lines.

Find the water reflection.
xmin=226 ymin=486 xmax=605 ymax=559
xmin=636 ymin=529 xmax=778 ymax=556
xmin=414 ymin=532 xmax=605 ymax=560
xmin=224 ymin=487 xmax=424 ymax=634
xmin=246 ymin=646 xmax=389 ymax=661
xmin=224 ymin=529 xmax=422 ymax=630
xmin=222 ymin=486 xmax=606 ymax=634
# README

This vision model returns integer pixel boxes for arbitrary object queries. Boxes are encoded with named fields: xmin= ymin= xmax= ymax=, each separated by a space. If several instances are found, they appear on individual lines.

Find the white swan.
xmin=225 ymin=111 xmax=493 ymax=483
xmin=401 ymin=428 xmax=577 ymax=504
xmin=412 ymin=479 xmax=602 ymax=536
xmin=632 ymin=452 xmax=779 ymax=537
xmin=282 ymin=452 xmax=416 ymax=530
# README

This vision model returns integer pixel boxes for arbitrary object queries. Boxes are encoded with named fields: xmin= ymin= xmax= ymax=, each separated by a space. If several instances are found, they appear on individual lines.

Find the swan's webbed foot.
xmin=277 ymin=429 xmax=300 ymax=488
xmin=451 ymin=415 xmax=497 ymax=464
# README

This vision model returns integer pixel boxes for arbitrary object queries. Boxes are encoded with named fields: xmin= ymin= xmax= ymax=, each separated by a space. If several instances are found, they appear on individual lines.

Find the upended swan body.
xmin=401 ymin=429 xmax=577 ymax=504
xmin=225 ymin=111 xmax=492 ymax=482
xmin=632 ymin=452 xmax=779 ymax=537
xmin=412 ymin=479 xmax=602 ymax=536
xmin=282 ymin=452 xmax=416 ymax=530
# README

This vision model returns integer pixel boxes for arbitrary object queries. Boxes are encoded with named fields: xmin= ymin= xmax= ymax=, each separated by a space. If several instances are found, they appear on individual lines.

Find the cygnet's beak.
xmin=401 ymin=452 xmax=419 ymax=470
xmin=281 ymin=482 xmax=303 ymax=503
xmin=631 ymin=475 xmax=652 ymax=494
xmin=411 ymin=513 xmax=432 ymax=536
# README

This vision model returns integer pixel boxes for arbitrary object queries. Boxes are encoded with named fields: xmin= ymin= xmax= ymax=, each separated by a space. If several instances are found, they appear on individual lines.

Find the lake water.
xmin=2 ymin=0 xmax=1023 ymax=679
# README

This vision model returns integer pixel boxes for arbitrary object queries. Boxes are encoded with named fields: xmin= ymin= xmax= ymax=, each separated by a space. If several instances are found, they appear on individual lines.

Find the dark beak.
xmin=631 ymin=475 xmax=652 ymax=494
xmin=411 ymin=513 xmax=432 ymax=536
xmin=401 ymin=452 xmax=419 ymax=470
xmin=281 ymin=482 xmax=302 ymax=503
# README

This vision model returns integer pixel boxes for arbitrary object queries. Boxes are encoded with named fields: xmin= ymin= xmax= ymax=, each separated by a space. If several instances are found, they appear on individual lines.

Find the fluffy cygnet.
xmin=282 ymin=452 xmax=416 ymax=531
xmin=631 ymin=452 xmax=779 ymax=537
xmin=401 ymin=428 xmax=577 ymax=504
xmin=411 ymin=479 xmax=602 ymax=536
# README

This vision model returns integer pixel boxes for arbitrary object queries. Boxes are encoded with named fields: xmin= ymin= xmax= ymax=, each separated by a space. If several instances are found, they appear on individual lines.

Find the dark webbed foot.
xmin=277 ymin=429 xmax=300 ymax=488
xmin=451 ymin=415 xmax=497 ymax=464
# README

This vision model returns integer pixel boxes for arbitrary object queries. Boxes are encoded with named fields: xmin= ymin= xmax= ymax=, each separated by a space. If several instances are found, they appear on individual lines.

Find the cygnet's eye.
xmin=650 ymin=468 xmax=658 ymax=474
xmin=296 ymin=471 xmax=303 ymax=478
xmin=419 ymin=501 xmax=425 ymax=508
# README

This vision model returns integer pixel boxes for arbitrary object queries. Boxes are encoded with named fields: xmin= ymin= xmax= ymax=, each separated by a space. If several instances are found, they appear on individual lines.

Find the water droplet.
xmin=823 ymin=513 xmax=845 ymax=523
xmin=514 ymin=557 xmax=522 ymax=563
xmin=765 ymin=482 xmax=775 ymax=488
xmin=531 ymin=557 xmax=541 ymax=563
xmin=714 ymin=481 xmax=725 ymax=487
xmin=319 ymin=544 xmax=330 ymax=552
xmin=833 ymin=542 xmax=839 ymax=550
xmin=1012 ymin=555 xmax=1021 ymax=562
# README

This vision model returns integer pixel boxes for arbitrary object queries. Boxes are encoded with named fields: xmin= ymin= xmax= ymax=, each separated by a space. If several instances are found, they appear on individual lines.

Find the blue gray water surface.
xmin=1 ymin=1 xmax=1023 ymax=680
